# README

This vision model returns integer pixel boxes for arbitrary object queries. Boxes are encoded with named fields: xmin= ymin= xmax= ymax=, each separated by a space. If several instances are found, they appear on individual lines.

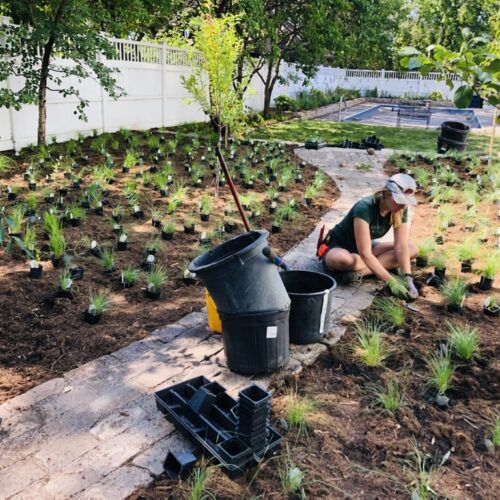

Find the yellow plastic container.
xmin=205 ymin=289 xmax=222 ymax=334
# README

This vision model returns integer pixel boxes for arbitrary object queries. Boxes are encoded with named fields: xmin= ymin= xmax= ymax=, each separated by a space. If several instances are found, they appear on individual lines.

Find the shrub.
xmin=427 ymin=347 xmax=454 ymax=395
xmin=88 ymin=290 xmax=112 ymax=315
xmin=373 ymin=298 xmax=405 ymax=328
xmin=274 ymin=95 xmax=298 ymax=112
xmin=447 ymin=322 xmax=479 ymax=361
xmin=353 ymin=320 xmax=388 ymax=367
xmin=441 ymin=276 xmax=467 ymax=306
xmin=428 ymin=91 xmax=444 ymax=101
xmin=369 ymin=379 xmax=402 ymax=414
xmin=482 ymin=251 xmax=500 ymax=279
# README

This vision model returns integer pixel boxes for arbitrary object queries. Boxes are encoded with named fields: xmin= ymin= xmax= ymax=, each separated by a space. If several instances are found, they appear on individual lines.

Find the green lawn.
xmin=248 ymin=119 xmax=498 ymax=154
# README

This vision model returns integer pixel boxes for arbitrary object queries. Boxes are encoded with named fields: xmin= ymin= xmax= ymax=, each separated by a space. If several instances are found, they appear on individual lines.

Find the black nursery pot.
xmin=183 ymin=276 xmax=197 ymax=286
xmin=416 ymin=256 xmax=428 ymax=268
xmin=84 ymin=311 xmax=101 ymax=324
xmin=200 ymin=213 xmax=210 ymax=222
xmin=447 ymin=304 xmax=464 ymax=315
xmin=161 ymin=231 xmax=173 ymax=241
xmin=7 ymin=192 xmax=16 ymax=201
xmin=460 ymin=260 xmax=473 ymax=273
xmin=271 ymin=224 xmax=281 ymax=234
xmin=483 ymin=304 xmax=500 ymax=317
xmin=69 ymin=218 xmax=81 ymax=227
xmin=57 ymin=288 xmax=73 ymax=299
xmin=163 ymin=451 xmax=197 ymax=481
xmin=184 ymin=224 xmax=196 ymax=235
xmin=224 ymin=222 xmax=235 ymax=234
xmin=133 ymin=209 xmax=144 ymax=219
xmin=145 ymin=289 xmax=161 ymax=300
xmin=304 ymin=197 xmax=312 ymax=207
xmin=152 ymin=220 xmax=162 ymax=229
xmin=29 ymin=265 xmax=43 ymax=278
xmin=28 ymin=182 xmax=37 ymax=191
xmin=69 ymin=267 xmax=85 ymax=280
xmin=112 ymin=214 xmax=122 ymax=223
xmin=117 ymin=241 xmax=128 ymax=251
xmin=478 ymin=276 xmax=493 ymax=291
xmin=427 ymin=268 xmax=446 ymax=287
xmin=51 ymin=256 xmax=65 ymax=269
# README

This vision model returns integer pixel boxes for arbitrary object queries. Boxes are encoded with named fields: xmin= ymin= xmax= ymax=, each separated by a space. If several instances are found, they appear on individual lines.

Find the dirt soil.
xmin=133 ymin=154 xmax=499 ymax=499
xmin=0 ymin=135 xmax=338 ymax=403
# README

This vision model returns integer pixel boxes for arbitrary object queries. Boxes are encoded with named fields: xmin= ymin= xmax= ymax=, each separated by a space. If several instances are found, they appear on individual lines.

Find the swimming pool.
xmin=342 ymin=104 xmax=482 ymax=129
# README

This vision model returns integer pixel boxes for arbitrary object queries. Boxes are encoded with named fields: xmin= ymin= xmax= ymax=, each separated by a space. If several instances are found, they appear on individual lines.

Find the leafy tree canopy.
xmin=400 ymin=25 xmax=500 ymax=107
xmin=396 ymin=0 xmax=497 ymax=54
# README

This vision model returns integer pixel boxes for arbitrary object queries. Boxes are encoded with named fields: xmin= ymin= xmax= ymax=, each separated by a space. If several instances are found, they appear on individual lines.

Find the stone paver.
xmin=0 ymin=147 xmax=390 ymax=499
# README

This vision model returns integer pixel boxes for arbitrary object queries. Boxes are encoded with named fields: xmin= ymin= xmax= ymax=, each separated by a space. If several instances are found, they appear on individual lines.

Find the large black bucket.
xmin=440 ymin=121 xmax=470 ymax=143
xmin=189 ymin=230 xmax=290 ymax=315
xmin=280 ymin=270 xmax=336 ymax=344
xmin=437 ymin=136 xmax=467 ymax=154
xmin=220 ymin=308 xmax=290 ymax=374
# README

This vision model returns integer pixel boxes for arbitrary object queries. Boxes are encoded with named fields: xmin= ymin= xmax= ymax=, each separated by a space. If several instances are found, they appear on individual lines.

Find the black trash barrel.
xmin=280 ymin=270 xmax=336 ymax=344
xmin=220 ymin=308 xmax=290 ymax=374
xmin=189 ymin=230 xmax=290 ymax=315
xmin=437 ymin=136 xmax=467 ymax=153
xmin=441 ymin=121 xmax=470 ymax=142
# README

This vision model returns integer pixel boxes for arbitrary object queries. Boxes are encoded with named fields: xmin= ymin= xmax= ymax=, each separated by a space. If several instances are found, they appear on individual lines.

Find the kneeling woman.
xmin=321 ymin=173 xmax=418 ymax=298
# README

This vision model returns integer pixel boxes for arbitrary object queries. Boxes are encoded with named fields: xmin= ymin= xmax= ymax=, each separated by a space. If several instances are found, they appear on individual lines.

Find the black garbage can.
xmin=189 ymin=230 xmax=290 ymax=315
xmin=220 ymin=308 xmax=290 ymax=374
xmin=437 ymin=121 xmax=470 ymax=153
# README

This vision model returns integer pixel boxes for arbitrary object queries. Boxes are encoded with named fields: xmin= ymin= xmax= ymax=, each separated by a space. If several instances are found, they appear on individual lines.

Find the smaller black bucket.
xmin=280 ymin=270 xmax=336 ymax=344
xmin=220 ymin=308 xmax=290 ymax=375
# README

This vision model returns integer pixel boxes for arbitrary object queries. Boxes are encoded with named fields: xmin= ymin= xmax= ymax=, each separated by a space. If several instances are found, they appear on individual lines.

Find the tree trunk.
xmin=37 ymin=76 xmax=48 ymax=146
xmin=37 ymin=0 xmax=69 ymax=146
xmin=263 ymin=60 xmax=280 ymax=119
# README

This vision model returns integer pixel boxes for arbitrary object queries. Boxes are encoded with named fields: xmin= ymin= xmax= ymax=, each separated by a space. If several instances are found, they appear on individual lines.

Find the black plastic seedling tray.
xmin=155 ymin=377 xmax=282 ymax=475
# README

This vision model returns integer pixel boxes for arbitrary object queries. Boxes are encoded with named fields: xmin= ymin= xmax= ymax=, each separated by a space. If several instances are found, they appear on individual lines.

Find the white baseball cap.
xmin=386 ymin=173 xmax=417 ymax=206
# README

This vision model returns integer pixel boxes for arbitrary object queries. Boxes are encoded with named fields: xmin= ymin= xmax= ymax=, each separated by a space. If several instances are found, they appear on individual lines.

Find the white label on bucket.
xmin=319 ymin=289 xmax=330 ymax=334
xmin=266 ymin=326 xmax=278 ymax=339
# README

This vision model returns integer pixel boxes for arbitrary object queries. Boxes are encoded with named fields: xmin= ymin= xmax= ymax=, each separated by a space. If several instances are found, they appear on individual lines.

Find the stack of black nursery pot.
xmin=237 ymin=385 xmax=271 ymax=456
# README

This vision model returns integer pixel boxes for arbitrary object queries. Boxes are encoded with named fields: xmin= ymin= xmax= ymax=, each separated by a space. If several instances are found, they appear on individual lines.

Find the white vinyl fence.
xmin=0 ymin=32 xmax=462 ymax=152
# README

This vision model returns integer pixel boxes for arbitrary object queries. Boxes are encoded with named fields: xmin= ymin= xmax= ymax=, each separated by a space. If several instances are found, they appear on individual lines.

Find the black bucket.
xmin=280 ymin=270 xmax=336 ymax=344
xmin=189 ymin=230 xmax=290 ymax=315
xmin=440 ymin=121 xmax=470 ymax=142
xmin=437 ymin=136 xmax=467 ymax=153
xmin=220 ymin=308 xmax=290 ymax=374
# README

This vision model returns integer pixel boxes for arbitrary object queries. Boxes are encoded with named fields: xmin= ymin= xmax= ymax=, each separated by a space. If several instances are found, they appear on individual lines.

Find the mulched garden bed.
xmin=133 ymin=150 xmax=499 ymax=499
xmin=0 ymin=131 xmax=338 ymax=403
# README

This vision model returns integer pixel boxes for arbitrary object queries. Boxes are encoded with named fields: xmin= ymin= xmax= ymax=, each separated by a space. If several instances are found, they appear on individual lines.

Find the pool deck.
xmin=318 ymin=102 xmax=496 ymax=129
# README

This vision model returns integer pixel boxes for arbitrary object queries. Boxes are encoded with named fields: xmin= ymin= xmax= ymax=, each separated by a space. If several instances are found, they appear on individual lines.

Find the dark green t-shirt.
xmin=330 ymin=196 xmax=408 ymax=253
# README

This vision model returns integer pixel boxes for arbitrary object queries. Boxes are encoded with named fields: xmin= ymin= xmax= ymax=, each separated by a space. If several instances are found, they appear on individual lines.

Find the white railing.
xmin=108 ymin=38 xmax=203 ymax=67
xmin=108 ymin=38 xmax=162 ymax=64
xmin=344 ymin=68 xmax=460 ymax=81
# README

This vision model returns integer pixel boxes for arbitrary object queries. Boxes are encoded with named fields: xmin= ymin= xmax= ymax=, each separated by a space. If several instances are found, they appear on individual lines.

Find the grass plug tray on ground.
xmin=155 ymin=376 xmax=282 ymax=476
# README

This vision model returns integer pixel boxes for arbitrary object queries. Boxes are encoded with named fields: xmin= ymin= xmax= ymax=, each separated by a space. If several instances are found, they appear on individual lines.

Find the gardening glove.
xmin=386 ymin=276 xmax=410 ymax=299
xmin=405 ymin=276 xmax=419 ymax=300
